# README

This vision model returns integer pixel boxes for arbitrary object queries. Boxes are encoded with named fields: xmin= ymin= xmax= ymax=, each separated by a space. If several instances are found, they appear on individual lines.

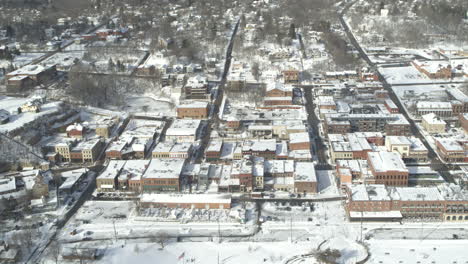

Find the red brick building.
xmin=367 ymin=151 xmax=408 ymax=186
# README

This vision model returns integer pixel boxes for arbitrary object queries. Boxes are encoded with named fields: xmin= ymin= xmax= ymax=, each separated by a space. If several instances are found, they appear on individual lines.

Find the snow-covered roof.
xmin=242 ymin=139 xmax=277 ymax=152
xmin=153 ymin=141 xmax=173 ymax=153
xmin=265 ymin=160 xmax=294 ymax=174
xmin=60 ymin=168 xmax=87 ymax=190
xmin=368 ymin=151 xmax=407 ymax=173
xmin=66 ymin=123 xmax=83 ymax=132
xmin=98 ymin=160 xmax=126 ymax=180
xmin=206 ymin=140 xmax=223 ymax=152
xmin=177 ymin=101 xmax=209 ymax=109
xmin=386 ymin=136 xmax=411 ymax=146
xmin=421 ymin=113 xmax=446 ymax=125
xmin=170 ymin=142 xmax=192 ymax=153
xmin=166 ymin=119 xmax=201 ymax=136
xmin=417 ymin=101 xmax=452 ymax=110
xmin=390 ymin=187 xmax=444 ymax=201
xmin=407 ymin=166 xmax=437 ymax=175
xmin=294 ymin=162 xmax=316 ymax=182
xmin=220 ymin=142 xmax=235 ymax=160
xmin=143 ymin=159 xmax=185 ymax=179
xmin=8 ymin=64 xmax=53 ymax=76
xmin=0 ymin=176 xmax=16 ymax=193
xmin=436 ymin=139 xmax=464 ymax=152
xmin=72 ymin=138 xmax=100 ymax=151
xmin=350 ymin=184 xmax=391 ymax=201
xmin=120 ymin=160 xmax=150 ymax=181
xmin=289 ymin=132 xmax=310 ymax=144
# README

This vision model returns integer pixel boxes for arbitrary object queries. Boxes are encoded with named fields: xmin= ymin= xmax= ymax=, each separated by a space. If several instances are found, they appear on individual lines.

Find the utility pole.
xmin=113 ymin=220 xmax=118 ymax=243
xmin=360 ymin=209 xmax=363 ymax=242
xmin=217 ymin=219 xmax=221 ymax=243
xmin=290 ymin=214 xmax=293 ymax=243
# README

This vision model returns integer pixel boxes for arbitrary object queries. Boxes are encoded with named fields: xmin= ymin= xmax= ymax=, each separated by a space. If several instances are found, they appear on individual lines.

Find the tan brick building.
xmin=177 ymin=101 xmax=209 ymax=119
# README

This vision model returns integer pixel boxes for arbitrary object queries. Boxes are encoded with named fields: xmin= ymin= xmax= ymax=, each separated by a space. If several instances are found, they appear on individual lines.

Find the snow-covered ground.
xmin=96 ymin=240 xmax=358 ymax=264
xmin=367 ymin=239 xmax=468 ymax=264
xmin=0 ymin=97 xmax=62 ymax=134
xmin=59 ymin=200 xmax=257 ymax=243
xmin=123 ymin=95 xmax=174 ymax=116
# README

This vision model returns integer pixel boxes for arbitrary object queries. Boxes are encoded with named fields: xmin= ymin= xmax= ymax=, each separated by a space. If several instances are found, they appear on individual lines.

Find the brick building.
xmin=289 ymin=132 xmax=310 ymax=151
xmin=177 ymin=101 xmax=209 ymax=119
xmin=141 ymin=159 xmax=185 ymax=192
xmin=435 ymin=139 xmax=465 ymax=162
xmin=346 ymin=184 xmax=468 ymax=222
xmin=282 ymin=69 xmax=299 ymax=83
xmin=367 ymin=151 xmax=408 ymax=186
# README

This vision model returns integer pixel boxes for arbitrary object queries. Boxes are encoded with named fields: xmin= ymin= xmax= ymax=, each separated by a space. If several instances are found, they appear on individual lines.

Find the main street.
xmin=338 ymin=2 xmax=455 ymax=182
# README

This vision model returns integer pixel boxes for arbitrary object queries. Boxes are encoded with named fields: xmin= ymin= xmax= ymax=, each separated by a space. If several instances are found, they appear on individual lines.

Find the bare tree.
xmin=150 ymin=231 xmax=170 ymax=250
xmin=312 ymin=248 xmax=342 ymax=264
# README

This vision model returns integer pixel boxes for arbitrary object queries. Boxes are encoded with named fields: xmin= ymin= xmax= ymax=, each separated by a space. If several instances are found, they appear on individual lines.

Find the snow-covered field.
xmin=123 ymin=96 xmax=174 ymax=116
xmin=367 ymin=239 xmax=468 ymax=264
xmin=94 ymin=241 xmax=318 ymax=264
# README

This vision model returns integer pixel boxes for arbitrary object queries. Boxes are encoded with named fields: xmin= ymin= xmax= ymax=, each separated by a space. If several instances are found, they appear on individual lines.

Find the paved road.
xmin=338 ymin=2 xmax=455 ymax=182
xmin=195 ymin=18 xmax=241 ymax=163
xmin=301 ymin=87 xmax=332 ymax=170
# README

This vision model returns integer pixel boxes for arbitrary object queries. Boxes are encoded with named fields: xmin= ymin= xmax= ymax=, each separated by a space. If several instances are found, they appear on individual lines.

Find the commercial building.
xmin=294 ymin=162 xmax=317 ymax=193
xmin=176 ymin=101 xmax=209 ymax=119
xmin=367 ymin=151 xmax=408 ymax=186
xmin=435 ymin=139 xmax=465 ymax=162
xmin=324 ymin=113 xmax=410 ymax=136
xmin=141 ymin=159 xmax=185 ymax=192
xmin=385 ymin=136 xmax=428 ymax=162
xmin=289 ymin=132 xmax=310 ymax=151
xmin=421 ymin=113 xmax=446 ymax=134
xmin=346 ymin=184 xmax=468 ymax=222
xmin=152 ymin=142 xmax=193 ymax=159
xmin=96 ymin=160 xmax=126 ymax=191
xmin=416 ymin=101 xmax=452 ymax=117
xmin=165 ymin=119 xmax=202 ymax=143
